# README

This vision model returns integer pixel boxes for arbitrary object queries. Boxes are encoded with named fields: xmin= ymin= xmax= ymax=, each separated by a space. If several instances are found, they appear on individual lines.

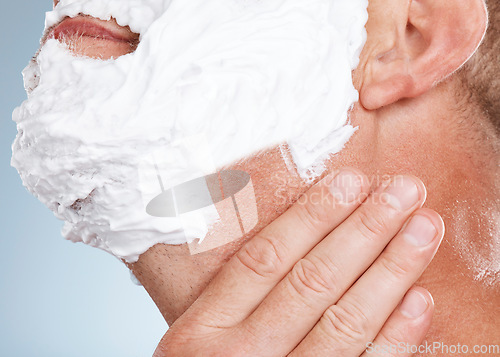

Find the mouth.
xmin=45 ymin=15 xmax=140 ymax=59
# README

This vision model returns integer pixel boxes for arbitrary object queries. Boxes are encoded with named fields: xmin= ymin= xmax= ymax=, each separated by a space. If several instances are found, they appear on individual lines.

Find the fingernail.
xmin=383 ymin=176 xmax=420 ymax=211
xmin=399 ymin=290 xmax=429 ymax=318
xmin=329 ymin=170 xmax=362 ymax=204
xmin=403 ymin=215 xmax=437 ymax=247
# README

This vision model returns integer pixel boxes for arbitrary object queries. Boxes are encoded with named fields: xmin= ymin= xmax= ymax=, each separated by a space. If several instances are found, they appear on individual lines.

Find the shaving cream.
xmin=12 ymin=0 xmax=368 ymax=262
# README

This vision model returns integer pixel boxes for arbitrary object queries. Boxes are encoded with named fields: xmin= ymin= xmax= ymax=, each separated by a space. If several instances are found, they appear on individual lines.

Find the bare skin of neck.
xmin=130 ymin=75 xmax=500 ymax=350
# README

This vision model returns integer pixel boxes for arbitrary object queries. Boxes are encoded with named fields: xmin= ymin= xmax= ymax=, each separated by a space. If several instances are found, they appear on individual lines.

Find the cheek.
xmin=129 ymin=147 xmax=308 ymax=321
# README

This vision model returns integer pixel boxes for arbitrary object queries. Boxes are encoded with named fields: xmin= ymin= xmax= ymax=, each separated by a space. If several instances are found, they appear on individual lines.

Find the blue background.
xmin=0 ymin=1 xmax=167 ymax=356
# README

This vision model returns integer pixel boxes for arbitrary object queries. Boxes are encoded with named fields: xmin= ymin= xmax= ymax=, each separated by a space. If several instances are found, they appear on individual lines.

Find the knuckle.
xmin=379 ymin=251 xmax=415 ymax=281
xmin=378 ymin=326 xmax=409 ymax=348
xmin=321 ymin=298 xmax=371 ymax=347
xmin=155 ymin=333 xmax=191 ymax=357
xmin=356 ymin=206 xmax=392 ymax=241
xmin=295 ymin=194 xmax=332 ymax=233
xmin=235 ymin=233 xmax=284 ymax=278
xmin=287 ymin=256 xmax=341 ymax=301
xmin=158 ymin=327 xmax=243 ymax=357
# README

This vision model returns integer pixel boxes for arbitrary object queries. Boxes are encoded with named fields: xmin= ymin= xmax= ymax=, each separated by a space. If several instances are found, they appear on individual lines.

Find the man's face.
xmin=13 ymin=0 xmax=368 ymax=265
xmin=12 ymin=0 xmax=386 ymax=321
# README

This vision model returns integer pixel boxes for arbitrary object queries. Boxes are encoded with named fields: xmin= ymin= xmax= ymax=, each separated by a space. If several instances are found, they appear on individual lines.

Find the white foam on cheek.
xmin=12 ymin=0 xmax=368 ymax=263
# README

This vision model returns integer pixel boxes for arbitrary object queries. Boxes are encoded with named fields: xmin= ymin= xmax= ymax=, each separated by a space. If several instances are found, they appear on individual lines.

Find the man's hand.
xmin=154 ymin=168 xmax=444 ymax=357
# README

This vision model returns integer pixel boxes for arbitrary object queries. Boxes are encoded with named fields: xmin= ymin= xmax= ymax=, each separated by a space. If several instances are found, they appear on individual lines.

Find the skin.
xmin=50 ymin=0 xmax=499 ymax=355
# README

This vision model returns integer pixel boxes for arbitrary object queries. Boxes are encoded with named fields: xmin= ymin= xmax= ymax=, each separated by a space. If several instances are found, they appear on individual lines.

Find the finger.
xmin=188 ymin=168 xmax=370 ymax=326
xmin=362 ymin=287 xmax=434 ymax=357
xmin=292 ymin=209 xmax=444 ymax=356
xmin=240 ymin=176 xmax=427 ymax=356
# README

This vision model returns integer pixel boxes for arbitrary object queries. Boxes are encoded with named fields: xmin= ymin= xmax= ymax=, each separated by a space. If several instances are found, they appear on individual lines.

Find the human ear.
xmin=360 ymin=0 xmax=487 ymax=110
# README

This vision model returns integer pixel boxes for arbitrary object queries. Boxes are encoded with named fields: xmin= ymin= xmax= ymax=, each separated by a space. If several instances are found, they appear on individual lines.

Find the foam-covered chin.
xmin=12 ymin=0 xmax=368 ymax=263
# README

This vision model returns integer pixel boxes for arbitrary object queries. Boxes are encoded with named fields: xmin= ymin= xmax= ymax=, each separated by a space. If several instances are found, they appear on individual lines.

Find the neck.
xmin=344 ymin=79 xmax=500 ymax=345
xmin=349 ymin=77 xmax=499 ymax=280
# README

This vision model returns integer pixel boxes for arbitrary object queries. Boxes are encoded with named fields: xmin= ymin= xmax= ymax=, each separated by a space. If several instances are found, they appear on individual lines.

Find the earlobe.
xmin=360 ymin=0 xmax=487 ymax=110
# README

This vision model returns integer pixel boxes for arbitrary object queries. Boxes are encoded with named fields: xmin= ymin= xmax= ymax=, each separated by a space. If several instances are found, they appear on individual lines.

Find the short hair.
xmin=459 ymin=0 xmax=499 ymax=130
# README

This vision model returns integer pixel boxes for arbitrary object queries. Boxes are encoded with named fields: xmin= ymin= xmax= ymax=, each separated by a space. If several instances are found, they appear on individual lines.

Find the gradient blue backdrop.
xmin=0 ymin=1 xmax=167 ymax=356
